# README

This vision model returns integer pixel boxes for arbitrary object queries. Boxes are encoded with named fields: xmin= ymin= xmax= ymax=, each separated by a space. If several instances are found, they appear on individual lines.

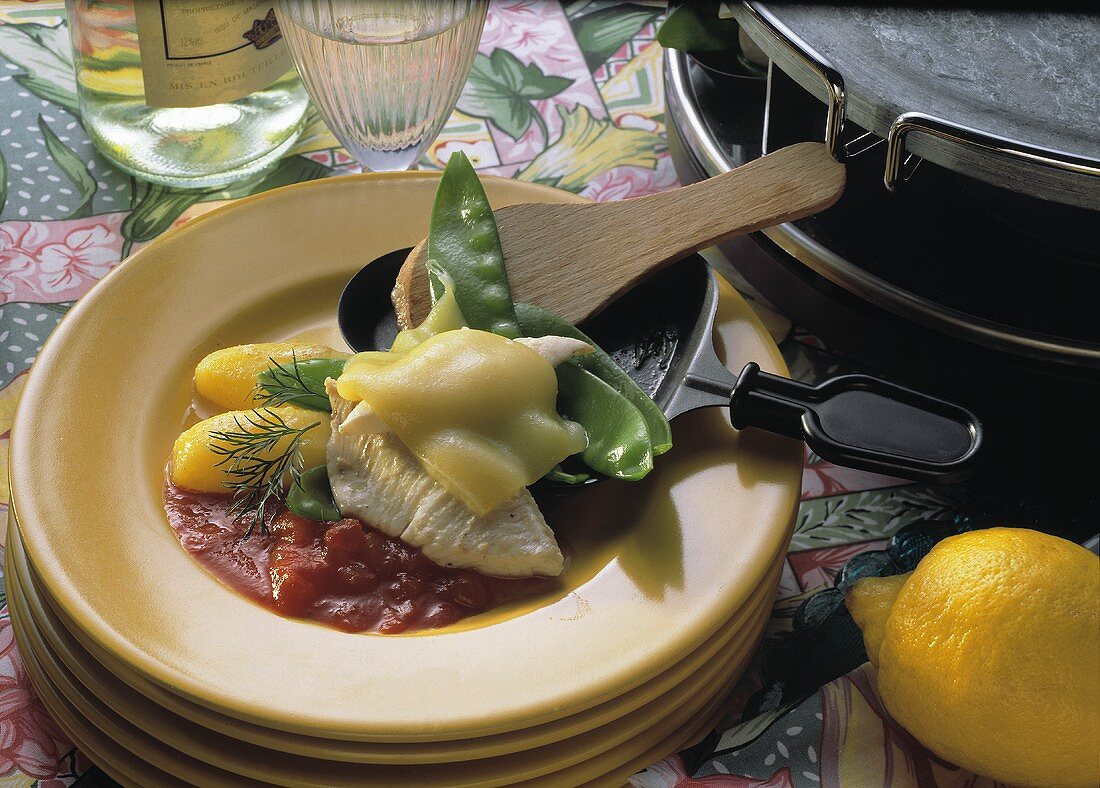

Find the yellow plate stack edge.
xmin=5 ymin=173 xmax=802 ymax=785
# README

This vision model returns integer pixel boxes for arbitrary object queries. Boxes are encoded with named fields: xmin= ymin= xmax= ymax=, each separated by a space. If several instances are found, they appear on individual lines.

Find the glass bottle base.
xmin=86 ymin=123 xmax=304 ymax=190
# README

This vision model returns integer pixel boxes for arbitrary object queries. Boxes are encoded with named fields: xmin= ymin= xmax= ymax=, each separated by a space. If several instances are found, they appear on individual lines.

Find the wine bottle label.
xmin=134 ymin=1 xmax=292 ymax=108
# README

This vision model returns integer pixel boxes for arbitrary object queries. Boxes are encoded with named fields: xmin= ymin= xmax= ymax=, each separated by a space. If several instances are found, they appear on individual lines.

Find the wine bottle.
xmin=66 ymin=0 xmax=309 ymax=189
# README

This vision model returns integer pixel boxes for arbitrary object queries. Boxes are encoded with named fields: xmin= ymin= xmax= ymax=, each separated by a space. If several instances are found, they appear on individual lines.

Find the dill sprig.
xmin=255 ymin=352 xmax=345 ymax=412
xmin=254 ymin=351 xmax=331 ymax=411
xmin=207 ymin=408 xmax=319 ymax=536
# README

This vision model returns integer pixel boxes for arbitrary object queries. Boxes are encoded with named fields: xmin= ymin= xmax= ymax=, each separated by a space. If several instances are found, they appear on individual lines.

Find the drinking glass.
xmin=275 ymin=0 xmax=488 ymax=171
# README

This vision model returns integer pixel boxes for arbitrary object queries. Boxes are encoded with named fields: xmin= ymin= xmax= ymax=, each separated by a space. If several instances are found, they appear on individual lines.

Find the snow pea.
xmin=425 ymin=153 xmax=668 ymax=480
xmin=287 ymin=465 xmax=341 ymax=522
xmin=428 ymin=152 xmax=521 ymax=338
xmin=257 ymin=357 xmax=347 ymax=413
xmin=555 ymin=363 xmax=653 ymax=481
xmin=544 ymin=465 xmax=591 ymax=485
xmin=515 ymin=302 xmax=672 ymax=455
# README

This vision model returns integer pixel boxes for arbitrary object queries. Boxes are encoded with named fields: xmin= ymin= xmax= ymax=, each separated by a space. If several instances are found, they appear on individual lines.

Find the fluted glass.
xmin=276 ymin=0 xmax=488 ymax=171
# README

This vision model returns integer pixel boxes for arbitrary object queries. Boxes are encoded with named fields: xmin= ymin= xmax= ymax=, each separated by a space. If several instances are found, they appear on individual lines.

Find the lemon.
xmin=846 ymin=528 xmax=1099 ymax=788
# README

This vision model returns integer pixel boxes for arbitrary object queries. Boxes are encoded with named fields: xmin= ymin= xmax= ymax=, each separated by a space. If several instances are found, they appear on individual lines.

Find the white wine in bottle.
xmin=66 ymin=1 xmax=309 ymax=188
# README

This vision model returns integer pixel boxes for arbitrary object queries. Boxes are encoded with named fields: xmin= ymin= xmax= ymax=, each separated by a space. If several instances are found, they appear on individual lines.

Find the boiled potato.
xmin=171 ymin=405 xmax=330 ymax=493
xmin=194 ymin=343 xmax=347 ymax=411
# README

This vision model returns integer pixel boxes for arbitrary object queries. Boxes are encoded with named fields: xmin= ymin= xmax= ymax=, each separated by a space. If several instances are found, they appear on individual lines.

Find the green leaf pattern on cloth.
xmin=567 ymin=4 xmax=661 ymax=72
xmin=655 ymin=1 xmax=739 ymax=53
xmin=119 ymin=155 xmax=331 ymax=256
xmin=457 ymin=48 xmax=574 ymax=142
xmin=0 ymin=22 xmax=78 ymax=112
xmin=37 ymin=114 xmax=96 ymax=218
xmin=792 ymin=486 xmax=971 ymax=552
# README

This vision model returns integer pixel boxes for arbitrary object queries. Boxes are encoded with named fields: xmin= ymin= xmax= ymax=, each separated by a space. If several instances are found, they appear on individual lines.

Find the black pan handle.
xmin=727 ymin=363 xmax=982 ymax=483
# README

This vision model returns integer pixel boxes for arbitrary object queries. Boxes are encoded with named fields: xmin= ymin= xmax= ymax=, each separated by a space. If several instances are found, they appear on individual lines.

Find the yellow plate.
xmin=10 ymin=565 xmax=768 ymax=787
xmin=13 ymin=617 xmax=749 ymax=788
xmin=10 ymin=520 xmax=781 ymax=765
xmin=9 ymin=171 xmax=801 ymax=740
xmin=8 ymin=552 xmax=765 ymax=787
xmin=8 ymin=527 xmax=778 ymax=785
xmin=578 ymin=672 xmax=740 ymax=788
xmin=6 ymin=550 xmax=191 ymax=788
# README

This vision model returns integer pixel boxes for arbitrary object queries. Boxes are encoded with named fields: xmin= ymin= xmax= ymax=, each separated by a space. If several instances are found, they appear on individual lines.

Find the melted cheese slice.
xmin=336 ymin=329 xmax=586 ymax=515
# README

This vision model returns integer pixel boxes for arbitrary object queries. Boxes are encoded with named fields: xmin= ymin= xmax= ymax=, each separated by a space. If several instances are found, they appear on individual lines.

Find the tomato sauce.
xmin=164 ymin=484 xmax=553 ymax=633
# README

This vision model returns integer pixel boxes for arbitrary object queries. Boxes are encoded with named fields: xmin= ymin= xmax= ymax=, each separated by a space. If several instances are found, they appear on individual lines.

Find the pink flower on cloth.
xmin=0 ymin=224 xmax=47 ymax=299
xmin=36 ymin=225 xmax=118 ymax=294
xmin=480 ymin=1 xmax=569 ymax=62
xmin=802 ymin=447 xmax=909 ymax=500
xmin=0 ymin=610 xmax=70 ymax=779
xmin=581 ymin=154 xmax=681 ymax=202
xmin=0 ymin=218 xmax=124 ymax=304
xmin=631 ymin=755 xmax=795 ymax=787
xmin=788 ymin=540 xmax=889 ymax=592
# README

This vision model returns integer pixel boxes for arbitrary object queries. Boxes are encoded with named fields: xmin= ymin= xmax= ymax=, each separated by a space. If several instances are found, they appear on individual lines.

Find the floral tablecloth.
xmin=0 ymin=2 xmax=1003 ymax=786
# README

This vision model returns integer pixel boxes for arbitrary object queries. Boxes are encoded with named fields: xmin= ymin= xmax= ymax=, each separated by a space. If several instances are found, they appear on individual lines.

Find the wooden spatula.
xmin=392 ymin=142 xmax=844 ymax=328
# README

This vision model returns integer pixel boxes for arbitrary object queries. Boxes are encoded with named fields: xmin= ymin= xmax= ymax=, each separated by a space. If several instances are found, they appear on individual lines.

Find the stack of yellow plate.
xmin=5 ymin=174 xmax=802 ymax=787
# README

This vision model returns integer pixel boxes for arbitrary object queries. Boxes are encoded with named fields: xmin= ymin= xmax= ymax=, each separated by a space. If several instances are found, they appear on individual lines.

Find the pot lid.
xmin=732 ymin=2 xmax=1100 ymax=209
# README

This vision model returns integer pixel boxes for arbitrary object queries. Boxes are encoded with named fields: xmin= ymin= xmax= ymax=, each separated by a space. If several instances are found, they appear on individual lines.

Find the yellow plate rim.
xmin=9 ymin=561 xmax=765 ymax=788
xmin=9 ymin=521 xmax=780 ymax=769
xmin=9 ymin=561 xmax=765 ymax=787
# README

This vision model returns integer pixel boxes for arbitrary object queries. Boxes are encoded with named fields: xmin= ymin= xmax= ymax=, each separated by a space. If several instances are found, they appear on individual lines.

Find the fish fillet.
xmin=326 ymin=385 xmax=564 ymax=578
